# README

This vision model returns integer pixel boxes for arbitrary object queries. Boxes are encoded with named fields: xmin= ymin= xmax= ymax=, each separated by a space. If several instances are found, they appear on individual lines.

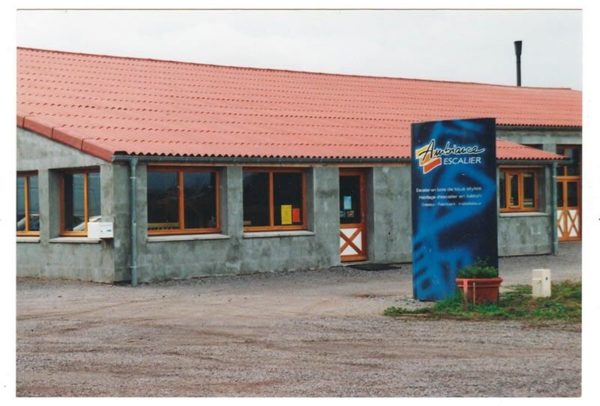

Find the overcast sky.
xmin=17 ymin=9 xmax=582 ymax=90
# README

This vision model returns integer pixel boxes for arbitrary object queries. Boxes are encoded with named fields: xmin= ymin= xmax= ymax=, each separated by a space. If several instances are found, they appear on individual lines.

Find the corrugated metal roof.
xmin=17 ymin=47 xmax=579 ymax=162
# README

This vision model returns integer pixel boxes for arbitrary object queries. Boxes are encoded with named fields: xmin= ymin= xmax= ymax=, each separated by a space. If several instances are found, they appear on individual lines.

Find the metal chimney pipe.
xmin=514 ymin=40 xmax=522 ymax=86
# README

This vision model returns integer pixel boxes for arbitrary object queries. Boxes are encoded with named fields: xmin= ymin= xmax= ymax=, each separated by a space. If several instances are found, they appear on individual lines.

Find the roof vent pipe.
xmin=514 ymin=40 xmax=523 ymax=86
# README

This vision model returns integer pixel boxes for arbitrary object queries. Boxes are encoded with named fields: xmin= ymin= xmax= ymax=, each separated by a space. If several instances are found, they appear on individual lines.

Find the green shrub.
xmin=456 ymin=260 xmax=498 ymax=278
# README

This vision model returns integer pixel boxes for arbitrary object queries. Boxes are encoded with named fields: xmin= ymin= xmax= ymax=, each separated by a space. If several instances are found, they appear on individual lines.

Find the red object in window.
xmin=292 ymin=208 xmax=301 ymax=223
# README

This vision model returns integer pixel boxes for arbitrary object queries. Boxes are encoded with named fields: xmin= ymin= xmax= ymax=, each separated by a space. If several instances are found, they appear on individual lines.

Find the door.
xmin=556 ymin=145 xmax=582 ymax=241
xmin=339 ymin=170 xmax=367 ymax=262
xmin=557 ymin=177 xmax=581 ymax=241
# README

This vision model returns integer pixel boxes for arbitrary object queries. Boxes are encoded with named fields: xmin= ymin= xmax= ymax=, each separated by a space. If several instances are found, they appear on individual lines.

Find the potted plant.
xmin=455 ymin=260 xmax=502 ymax=305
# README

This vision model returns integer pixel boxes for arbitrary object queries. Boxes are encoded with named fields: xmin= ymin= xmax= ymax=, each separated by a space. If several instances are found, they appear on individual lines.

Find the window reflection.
xmin=63 ymin=173 xmax=85 ymax=231
xmin=243 ymin=172 xmax=269 ymax=227
xmin=147 ymin=168 xmax=219 ymax=233
xmin=184 ymin=172 xmax=216 ymax=229
xmin=147 ymin=171 xmax=179 ymax=231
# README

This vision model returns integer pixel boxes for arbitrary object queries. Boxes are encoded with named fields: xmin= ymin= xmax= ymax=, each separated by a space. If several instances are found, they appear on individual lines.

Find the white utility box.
xmin=532 ymin=269 xmax=551 ymax=298
xmin=87 ymin=222 xmax=114 ymax=239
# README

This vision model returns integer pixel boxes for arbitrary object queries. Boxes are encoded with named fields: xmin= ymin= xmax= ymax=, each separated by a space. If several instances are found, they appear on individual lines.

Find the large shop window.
xmin=61 ymin=169 xmax=101 ymax=236
xmin=243 ymin=169 xmax=307 ymax=231
xmin=17 ymin=172 xmax=40 ymax=235
xmin=499 ymin=168 xmax=540 ymax=212
xmin=147 ymin=167 xmax=219 ymax=235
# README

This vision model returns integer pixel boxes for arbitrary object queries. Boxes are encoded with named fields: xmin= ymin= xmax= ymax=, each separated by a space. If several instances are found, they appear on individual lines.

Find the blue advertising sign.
xmin=411 ymin=118 xmax=498 ymax=301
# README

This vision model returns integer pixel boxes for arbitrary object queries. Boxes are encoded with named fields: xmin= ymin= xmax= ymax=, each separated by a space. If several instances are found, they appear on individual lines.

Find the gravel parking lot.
xmin=17 ymin=242 xmax=581 ymax=397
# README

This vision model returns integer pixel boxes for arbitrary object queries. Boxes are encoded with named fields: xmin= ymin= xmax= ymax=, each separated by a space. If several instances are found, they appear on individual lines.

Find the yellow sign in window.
xmin=281 ymin=204 xmax=292 ymax=225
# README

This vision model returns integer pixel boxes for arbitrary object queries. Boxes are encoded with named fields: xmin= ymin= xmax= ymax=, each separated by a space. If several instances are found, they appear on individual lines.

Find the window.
xmin=499 ymin=168 xmax=540 ymax=212
xmin=243 ymin=169 xmax=306 ymax=231
xmin=556 ymin=145 xmax=581 ymax=177
xmin=147 ymin=167 xmax=219 ymax=234
xmin=17 ymin=173 xmax=40 ymax=235
xmin=339 ymin=175 xmax=363 ymax=225
xmin=61 ymin=169 xmax=101 ymax=236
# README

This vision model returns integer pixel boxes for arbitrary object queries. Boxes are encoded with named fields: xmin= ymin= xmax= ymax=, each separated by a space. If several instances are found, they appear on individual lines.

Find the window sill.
xmin=500 ymin=211 xmax=549 ymax=217
xmin=146 ymin=234 xmax=230 ymax=243
xmin=17 ymin=236 xmax=40 ymax=243
xmin=49 ymin=237 xmax=102 ymax=244
xmin=243 ymin=230 xmax=315 ymax=239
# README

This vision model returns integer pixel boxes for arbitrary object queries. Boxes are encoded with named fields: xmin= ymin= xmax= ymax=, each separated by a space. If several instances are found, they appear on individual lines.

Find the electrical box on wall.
xmin=88 ymin=222 xmax=114 ymax=239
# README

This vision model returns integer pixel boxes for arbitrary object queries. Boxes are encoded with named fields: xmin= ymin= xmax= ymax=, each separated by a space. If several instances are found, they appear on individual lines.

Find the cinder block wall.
xmin=16 ymin=128 xmax=116 ymax=282
xmin=110 ymin=164 xmax=132 ymax=281
xmin=367 ymin=166 xmax=412 ymax=263
xmin=497 ymin=165 xmax=554 ymax=256
xmin=18 ymin=126 xmax=562 ymax=283
xmin=497 ymin=128 xmax=582 ymax=149
xmin=132 ymin=165 xmax=341 ymax=283
xmin=494 ymin=127 xmax=580 ymax=255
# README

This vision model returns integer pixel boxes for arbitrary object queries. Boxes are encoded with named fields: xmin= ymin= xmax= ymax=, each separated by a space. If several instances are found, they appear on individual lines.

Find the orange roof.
xmin=17 ymin=47 xmax=579 ymax=162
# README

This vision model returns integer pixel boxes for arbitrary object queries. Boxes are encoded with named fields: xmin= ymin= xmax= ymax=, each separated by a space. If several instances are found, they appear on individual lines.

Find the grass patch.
xmin=384 ymin=280 xmax=581 ymax=323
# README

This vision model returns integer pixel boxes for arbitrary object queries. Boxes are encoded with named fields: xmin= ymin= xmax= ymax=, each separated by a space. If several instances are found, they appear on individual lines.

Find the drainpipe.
xmin=551 ymin=162 xmax=558 ymax=255
xmin=129 ymin=157 xmax=139 ymax=286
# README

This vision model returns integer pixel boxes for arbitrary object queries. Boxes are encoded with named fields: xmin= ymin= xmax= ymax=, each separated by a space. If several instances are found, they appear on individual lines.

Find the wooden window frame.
xmin=17 ymin=172 xmax=40 ymax=236
xmin=147 ymin=166 xmax=221 ymax=236
xmin=243 ymin=167 xmax=308 ymax=232
xmin=499 ymin=167 xmax=540 ymax=213
xmin=60 ymin=168 xmax=101 ymax=237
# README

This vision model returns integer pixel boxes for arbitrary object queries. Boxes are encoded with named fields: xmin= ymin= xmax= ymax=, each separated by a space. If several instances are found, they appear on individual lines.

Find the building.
xmin=16 ymin=48 xmax=582 ymax=283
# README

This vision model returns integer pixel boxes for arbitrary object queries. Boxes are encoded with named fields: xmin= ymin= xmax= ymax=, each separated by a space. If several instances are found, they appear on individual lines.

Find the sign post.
xmin=411 ymin=118 xmax=498 ymax=301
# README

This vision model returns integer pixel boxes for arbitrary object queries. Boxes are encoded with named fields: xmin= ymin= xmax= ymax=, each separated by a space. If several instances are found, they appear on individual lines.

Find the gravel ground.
xmin=17 ymin=242 xmax=581 ymax=397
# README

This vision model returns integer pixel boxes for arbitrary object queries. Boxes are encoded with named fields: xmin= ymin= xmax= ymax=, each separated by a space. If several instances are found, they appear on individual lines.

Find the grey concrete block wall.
xmin=110 ymin=164 xmax=132 ymax=281
xmin=497 ymin=128 xmax=581 ymax=148
xmin=133 ymin=165 xmax=341 ymax=282
xmin=238 ymin=166 xmax=341 ymax=273
xmin=17 ymin=128 xmax=116 ymax=282
xmin=238 ymin=166 xmax=340 ymax=274
xmin=496 ymin=126 xmax=582 ymax=147
xmin=495 ymin=164 xmax=554 ymax=256
xmin=367 ymin=166 xmax=412 ymax=263
xmin=17 ymin=128 xmax=108 ymax=170
xmin=498 ymin=214 xmax=553 ymax=256
xmin=18 ymin=127 xmax=565 ymax=283
xmin=133 ymin=165 xmax=243 ymax=282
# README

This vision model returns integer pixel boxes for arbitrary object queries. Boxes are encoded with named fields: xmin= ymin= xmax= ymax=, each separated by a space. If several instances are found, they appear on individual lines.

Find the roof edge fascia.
xmin=497 ymin=124 xmax=582 ymax=132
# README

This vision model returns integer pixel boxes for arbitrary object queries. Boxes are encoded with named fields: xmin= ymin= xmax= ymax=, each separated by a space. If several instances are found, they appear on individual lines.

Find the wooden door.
xmin=339 ymin=170 xmax=367 ymax=262
xmin=557 ymin=177 xmax=581 ymax=241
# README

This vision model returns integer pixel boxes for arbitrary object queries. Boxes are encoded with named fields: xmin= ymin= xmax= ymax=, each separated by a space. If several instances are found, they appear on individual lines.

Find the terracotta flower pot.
xmin=456 ymin=277 xmax=503 ymax=305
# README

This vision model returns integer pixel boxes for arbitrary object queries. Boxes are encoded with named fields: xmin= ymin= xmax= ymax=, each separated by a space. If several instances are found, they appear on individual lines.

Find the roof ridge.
xmin=17 ymin=46 xmax=579 ymax=92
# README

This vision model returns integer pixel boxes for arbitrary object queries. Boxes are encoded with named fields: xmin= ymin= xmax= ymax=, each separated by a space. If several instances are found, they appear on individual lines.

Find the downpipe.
xmin=129 ymin=157 xmax=139 ymax=286
xmin=551 ymin=162 xmax=558 ymax=255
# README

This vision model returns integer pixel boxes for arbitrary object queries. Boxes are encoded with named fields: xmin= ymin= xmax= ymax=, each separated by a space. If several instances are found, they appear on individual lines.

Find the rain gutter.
xmin=112 ymin=155 xmax=564 ymax=166
xmin=112 ymin=154 xmax=412 ymax=165
xmin=497 ymin=159 xmax=566 ymax=165
xmin=496 ymin=125 xmax=582 ymax=132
